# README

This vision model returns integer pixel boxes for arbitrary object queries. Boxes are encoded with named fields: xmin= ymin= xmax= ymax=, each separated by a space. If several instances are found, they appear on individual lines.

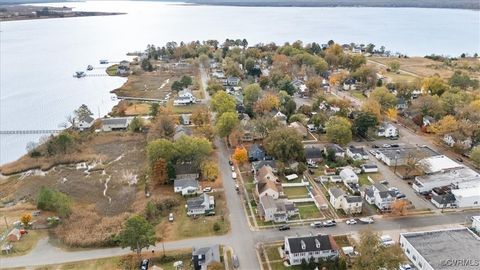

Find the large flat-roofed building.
xmin=399 ymin=228 xmax=480 ymax=270
xmin=413 ymin=167 xmax=480 ymax=193
xmin=417 ymin=155 xmax=463 ymax=174
xmin=375 ymin=146 xmax=437 ymax=166
xmin=451 ymin=186 xmax=480 ymax=208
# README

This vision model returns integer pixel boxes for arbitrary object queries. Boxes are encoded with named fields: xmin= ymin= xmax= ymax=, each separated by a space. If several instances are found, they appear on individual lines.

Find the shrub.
xmin=213 ymin=222 xmax=221 ymax=232
xmin=37 ymin=187 xmax=72 ymax=217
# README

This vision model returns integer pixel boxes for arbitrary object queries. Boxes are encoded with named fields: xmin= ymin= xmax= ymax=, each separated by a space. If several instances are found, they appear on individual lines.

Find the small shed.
xmin=285 ymin=174 xmax=299 ymax=181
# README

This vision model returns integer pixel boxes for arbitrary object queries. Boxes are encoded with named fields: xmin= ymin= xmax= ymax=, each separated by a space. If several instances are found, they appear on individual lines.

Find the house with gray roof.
xmin=364 ymin=183 xmax=396 ymax=210
xmin=258 ymin=195 xmax=298 ymax=223
xmin=328 ymin=188 xmax=362 ymax=214
xmin=100 ymin=117 xmax=132 ymax=132
xmin=346 ymin=145 xmax=369 ymax=160
xmin=174 ymin=178 xmax=199 ymax=196
xmin=248 ymin=144 xmax=265 ymax=162
xmin=75 ymin=115 xmax=95 ymax=131
xmin=304 ymin=144 xmax=323 ymax=165
xmin=324 ymin=144 xmax=345 ymax=158
xmin=192 ymin=245 xmax=220 ymax=270
xmin=187 ymin=193 xmax=215 ymax=216
xmin=284 ymin=234 xmax=339 ymax=265
xmin=173 ymin=125 xmax=192 ymax=141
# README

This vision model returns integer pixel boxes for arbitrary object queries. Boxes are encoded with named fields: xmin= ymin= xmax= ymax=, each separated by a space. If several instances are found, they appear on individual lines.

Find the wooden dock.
xmin=0 ymin=130 xmax=62 ymax=135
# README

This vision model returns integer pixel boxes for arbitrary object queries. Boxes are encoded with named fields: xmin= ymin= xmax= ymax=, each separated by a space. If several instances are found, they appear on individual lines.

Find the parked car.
xmin=32 ymin=210 xmax=41 ymax=216
xmin=205 ymin=211 xmax=216 ymax=216
xmin=310 ymin=221 xmax=323 ymax=228
xmin=380 ymin=180 xmax=389 ymax=185
xmin=359 ymin=217 xmax=374 ymax=224
xmin=381 ymin=235 xmax=395 ymax=246
xmin=399 ymin=264 xmax=412 ymax=270
xmin=232 ymin=172 xmax=237 ymax=179
xmin=346 ymin=219 xmax=357 ymax=225
xmin=323 ymin=220 xmax=337 ymax=227
xmin=140 ymin=259 xmax=149 ymax=270
xmin=396 ymin=193 xmax=406 ymax=199
xmin=203 ymin=187 xmax=212 ymax=193
xmin=231 ymin=166 xmax=235 ymax=171
xmin=382 ymin=144 xmax=391 ymax=148
xmin=168 ymin=213 xmax=174 ymax=222
xmin=232 ymin=255 xmax=240 ymax=268
xmin=456 ymin=157 xmax=464 ymax=162
xmin=278 ymin=225 xmax=291 ymax=231
xmin=228 ymin=160 xmax=233 ymax=165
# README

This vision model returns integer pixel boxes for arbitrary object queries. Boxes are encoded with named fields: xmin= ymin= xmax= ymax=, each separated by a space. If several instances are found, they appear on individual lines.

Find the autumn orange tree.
xmin=152 ymin=158 xmax=168 ymax=185
xmin=232 ymin=146 xmax=248 ymax=165
xmin=200 ymin=159 xmax=219 ymax=181
xmin=21 ymin=213 xmax=32 ymax=227
xmin=254 ymin=93 xmax=280 ymax=115
xmin=385 ymin=108 xmax=398 ymax=122
xmin=391 ymin=199 xmax=410 ymax=216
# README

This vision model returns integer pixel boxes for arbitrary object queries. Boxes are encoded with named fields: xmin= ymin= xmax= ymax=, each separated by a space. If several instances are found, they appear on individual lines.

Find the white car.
xmin=399 ymin=264 xmax=412 ymax=270
xmin=168 ymin=213 xmax=174 ymax=222
xmin=359 ymin=217 xmax=374 ymax=224
xmin=381 ymin=235 xmax=395 ymax=246
xmin=346 ymin=219 xmax=357 ymax=225
xmin=232 ymin=172 xmax=237 ymax=179
xmin=310 ymin=221 xmax=322 ymax=228
xmin=203 ymin=187 xmax=212 ymax=193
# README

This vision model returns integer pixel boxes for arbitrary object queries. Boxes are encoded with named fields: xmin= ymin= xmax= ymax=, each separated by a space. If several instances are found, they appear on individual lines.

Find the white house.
xmin=377 ymin=122 xmax=398 ymax=138
xmin=284 ymin=234 xmax=339 ymax=266
xmin=364 ymin=183 xmax=396 ymax=210
xmin=174 ymin=178 xmax=199 ymax=196
xmin=339 ymin=168 xmax=359 ymax=184
xmin=443 ymin=134 xmax=472 ymax=149
xmin=100 ymin=117 xmax=132 ymax=132
xmin=174 ymin=89 xmax=196 ymax=106
xmin=328 ymin=188 xmax=362 ymax=214
xmin=272 ymin=111 xmax=287 ymax=125
xmin=361 ymin=164 xmax=378 ymax=173
xmin=75 ymin=116 xmax=95 ymax=131
xmin=258 ymin=195 xmax=298 ymax=223
xmin=186 ymin=193 xmax=215 ymax=216
xmin=346 ymin=146 xmax=369 ymax=160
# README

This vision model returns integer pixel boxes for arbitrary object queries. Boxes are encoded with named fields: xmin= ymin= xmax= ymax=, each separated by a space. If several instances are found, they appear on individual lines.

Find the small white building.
xmin=75 ymin=116 xmax=95 ymax=131
xmin=174 ymin=178 xmax=200 ymax=196
xmin=346 ymin=146 xmax=369 ymax=160
xmin=451 ymin=186 xmax=480 ymax=208
xmin=339 ymin=168 xmax=359 ymax=184
xmin=100 ymin=117 xmax=132 ymax=132
xmin=361 ymin=164 xmax=378 ymax=173
xmin=174 ymin=89 xmax=196 ymax=106
xmin=377 ymin=122 xmax=398 ymax=138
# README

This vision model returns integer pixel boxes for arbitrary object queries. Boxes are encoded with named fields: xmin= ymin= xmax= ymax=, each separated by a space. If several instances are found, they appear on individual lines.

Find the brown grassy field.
xmin=370 ymin=56 xmax=480 ymax=80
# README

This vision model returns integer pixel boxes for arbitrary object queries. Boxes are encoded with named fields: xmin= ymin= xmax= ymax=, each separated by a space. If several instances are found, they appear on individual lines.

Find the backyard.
xmin=283 ymin=186 xmax=309 ymax=199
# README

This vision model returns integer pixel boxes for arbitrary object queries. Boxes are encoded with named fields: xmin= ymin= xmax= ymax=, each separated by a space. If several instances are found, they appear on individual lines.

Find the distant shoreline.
xmin=155 ymin=0 xmax=480 ymax=10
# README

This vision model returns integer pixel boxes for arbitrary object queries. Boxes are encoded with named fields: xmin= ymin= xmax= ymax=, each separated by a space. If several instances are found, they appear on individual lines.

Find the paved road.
xmin=2 ymin=209 xmax=478 ymax=269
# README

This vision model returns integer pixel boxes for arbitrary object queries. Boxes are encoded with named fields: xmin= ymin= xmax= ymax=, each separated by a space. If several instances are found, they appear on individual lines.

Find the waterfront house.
xmin=100 ymin=117 xmax=132 ymax=132
xmin=75 ymin=115 xmax=95 ymax=131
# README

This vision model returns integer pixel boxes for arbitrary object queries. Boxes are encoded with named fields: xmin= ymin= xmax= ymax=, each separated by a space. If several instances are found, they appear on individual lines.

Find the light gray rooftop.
xmin=402 ymin=228 xmax=480 ymax=270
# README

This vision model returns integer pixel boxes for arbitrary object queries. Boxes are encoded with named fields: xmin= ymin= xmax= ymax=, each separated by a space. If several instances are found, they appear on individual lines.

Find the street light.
xmin=394 ymin=149 xmax=401 ymax=174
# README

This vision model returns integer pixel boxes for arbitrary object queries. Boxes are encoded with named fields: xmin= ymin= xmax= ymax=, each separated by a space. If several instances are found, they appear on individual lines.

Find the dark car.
xmin=228 ymin=160 xmax=233 ymax=165
xmin=372 ymin=144 xmax=379 ymax=148
xmin=456 ymin=157 xmax=463 ymax=162
xmin=278 ymin=225 xmax=290 ymax=231
xmin=140 ymin=259 xmax=149 ymax=270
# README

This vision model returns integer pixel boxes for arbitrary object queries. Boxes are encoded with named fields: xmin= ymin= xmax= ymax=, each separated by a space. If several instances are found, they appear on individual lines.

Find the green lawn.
xmin=297 ymin=203 xmax=321 ymax=219
xmin=105 ymin=64 xmax=118 ymax=76
xmin=358 ymin=174 xmax=372 ymax=186
xmin=283 ymin=186 xmax=309 ymax=198
xmin=333 ymin=235 xmax=351 ymax=247
xmin=168 ymin=101 xmax=207 ymax=114
xmin=264 ymin=245 xmax=283 ymax=261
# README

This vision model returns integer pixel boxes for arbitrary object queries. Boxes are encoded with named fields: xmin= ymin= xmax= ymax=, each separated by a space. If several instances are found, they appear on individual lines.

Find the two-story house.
xmin=284 ymin=234 xmax=339 ymax=266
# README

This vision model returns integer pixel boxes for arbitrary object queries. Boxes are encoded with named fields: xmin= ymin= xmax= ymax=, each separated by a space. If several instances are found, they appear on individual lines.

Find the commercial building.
xmin=399 ymin=228 xmax=480 ymax=270
xmin=375 ymin=146 xmax=437 ymax=167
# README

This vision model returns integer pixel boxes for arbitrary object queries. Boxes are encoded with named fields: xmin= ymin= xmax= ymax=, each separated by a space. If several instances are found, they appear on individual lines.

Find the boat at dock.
xmin=87 ymin=65 xmax=93 ymax=70
xmin=74 ymin=71 xmax=86 ymax=78
xmin=99 ymin=59 xmax=109 ymax=64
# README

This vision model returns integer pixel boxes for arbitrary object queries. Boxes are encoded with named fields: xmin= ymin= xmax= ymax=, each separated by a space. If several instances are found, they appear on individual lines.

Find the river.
xmin=0 ymin=0 xmax=479 ymax=165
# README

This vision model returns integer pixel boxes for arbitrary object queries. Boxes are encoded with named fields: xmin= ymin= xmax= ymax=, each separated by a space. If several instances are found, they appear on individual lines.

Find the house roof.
xmin=289 ymin=122 xmax=308 ymax=135
xmin=401 ymin=228 xmax=480 ymax=270
xmin=101 ymin=117 xmax=130 ymax=126
xmin=260 ymin=194 xmax=277 ymax=210
xmin=174 ymin=163 xmax=198 ymax=176
xmin=376 ymin=146 xmax=437 ymax=161
xmin=252 ymin=160 xmax=276 ymax=171
xmin=325 ymin=144 xmax=344 ymax=153
xmin=431 ymin=193 xmax=456 ymax=204
xmin=305 ymin=145 xmax=323 ymax=159
xmin=286 ymin=234 xmax=338 ymax=254
xmin=361 ymin=164 xmax=378 ymax=169
xmin=257 ymin=165 xmax=276 ymax=182
xmin=329 ymin=188 xmax=345 ymax=199
xmin=257 ymin=180 xmax=279 ymax=195
xmin=347 ymin=145 xmax=367 ymax=155
xmin=79 ymin=115 xmax=95 ymax=124
xmin=345 ymin=196 xmax=362 ymax=203
xmin=249 ymin=144 xmax=264 ymax=155
xmin=174 ymin=178 xmax=199 ymax=189
xmin=187 ymin=193 xmax=209 ymax=209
